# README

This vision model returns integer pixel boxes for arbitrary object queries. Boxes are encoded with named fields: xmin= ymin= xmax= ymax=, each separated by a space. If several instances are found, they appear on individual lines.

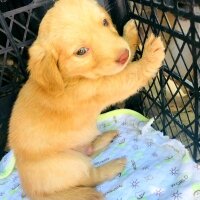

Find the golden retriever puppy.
xmin=9 ymin=0 xmax=165 ymax=199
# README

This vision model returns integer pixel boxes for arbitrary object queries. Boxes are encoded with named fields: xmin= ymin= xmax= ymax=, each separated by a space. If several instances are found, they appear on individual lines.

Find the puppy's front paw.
xmin=124 ymin=19 xmax=138 ymax=38
xmin=142 ymin=34 xmax=165 ymax=69
xmin=123 ymin=19 xmax=139 ymax=46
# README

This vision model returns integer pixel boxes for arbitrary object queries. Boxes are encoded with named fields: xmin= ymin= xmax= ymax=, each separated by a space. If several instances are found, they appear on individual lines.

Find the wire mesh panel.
xmin=0 ymin=0 xmax=54 ymax=157
xmin=128 ymin=0 xmax=200 ymax=162
xmin=0 ymin=0 xmax=199 ymax=163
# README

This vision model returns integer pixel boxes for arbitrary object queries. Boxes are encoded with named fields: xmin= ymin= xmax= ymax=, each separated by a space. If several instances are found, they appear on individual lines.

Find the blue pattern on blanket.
xmin=0 ymin=111 xmax=200 ymax=200
xmin=94 ymin=115 xmax=200 ymax=200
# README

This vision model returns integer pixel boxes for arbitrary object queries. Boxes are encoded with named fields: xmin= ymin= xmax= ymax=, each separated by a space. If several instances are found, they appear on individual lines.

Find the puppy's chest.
xmin=47 ymin=126 xmax=98 ymax=152
xmin=49 ymin=115 xmax=99 ymax=148
xmin=30 ymin=106 xmax=100 ymax=148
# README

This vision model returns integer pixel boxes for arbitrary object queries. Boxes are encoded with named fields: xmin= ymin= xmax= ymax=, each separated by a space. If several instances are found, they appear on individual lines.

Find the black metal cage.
xmin=0 ymin=0 xmax=199 ymax=162
xmin=0 ymin=0 xmax=54 ymax=157
xmin=127 ymin=0 xmax=200 ymax=163
xmin=104 ymin=0 xmax=200 ymax=163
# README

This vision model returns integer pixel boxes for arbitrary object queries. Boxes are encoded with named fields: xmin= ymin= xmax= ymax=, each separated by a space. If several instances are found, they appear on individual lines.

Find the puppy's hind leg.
xmin=22 ymin=150 xmax=126 ymax=200
xmin=82 ymin=157 xmax=126 ymax=187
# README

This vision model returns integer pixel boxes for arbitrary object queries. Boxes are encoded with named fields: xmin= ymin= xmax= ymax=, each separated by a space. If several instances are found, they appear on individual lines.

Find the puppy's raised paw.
xmin=124 ymin=19 xmax=138 ymax=38
xmin=123 ymin=19 xmax=139 ymax=58
xmin=123 ymin=19 xmax=139 ymax=46
xmin=142 ymin=34 xmax=165 ymax=70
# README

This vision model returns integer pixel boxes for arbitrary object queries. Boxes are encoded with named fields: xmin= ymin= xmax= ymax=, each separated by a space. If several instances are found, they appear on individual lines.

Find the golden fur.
xmin=9 ymin=0 xmax=165 ymax=199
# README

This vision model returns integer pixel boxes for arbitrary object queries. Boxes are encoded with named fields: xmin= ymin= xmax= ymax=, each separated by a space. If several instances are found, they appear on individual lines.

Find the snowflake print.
xmin=170 ymin=167 xmax=179 ymax=176
xmin=146 ymin=140 xmax=153 ymax=147
xmin=154 ymin=188 xmax=163 ymax=197
xmin=172 ymin=190 xmax=182 ymax=200
xmin=132 ymin=179 xmax=140 ymax=188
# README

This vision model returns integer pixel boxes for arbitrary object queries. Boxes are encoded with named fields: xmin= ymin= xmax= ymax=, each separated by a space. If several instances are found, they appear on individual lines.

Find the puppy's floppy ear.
xmin=28 ymin=42 xmax=64 ymax=93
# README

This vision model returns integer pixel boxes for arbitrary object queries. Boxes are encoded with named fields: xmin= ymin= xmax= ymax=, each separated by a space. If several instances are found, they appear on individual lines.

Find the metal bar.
xmin=2 ymin=0 xmax=54 ymax=18
xmin=142 ymin=91 xmax=194 ymax=141
xmin=130 ymin=12 xmax=199 ymax=46
xmin=191 ymin=0 xmax=199 ymax=162
xmin=0 ymin=10 xmax=27 ymax=79
xmin=129 ymin=0 xmax=200 ymax=22
xmin=133 ymin=0 xmax=200 ymax=163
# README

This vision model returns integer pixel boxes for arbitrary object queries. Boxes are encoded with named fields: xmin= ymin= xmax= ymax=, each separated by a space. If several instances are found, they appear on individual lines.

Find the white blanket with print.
xmin=0 ymin=109 xmax=200 ymax=200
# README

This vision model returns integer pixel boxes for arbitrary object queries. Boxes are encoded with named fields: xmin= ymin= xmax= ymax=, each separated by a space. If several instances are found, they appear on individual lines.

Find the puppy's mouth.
xmin=115 ymin=49 xmax=130 ymax=66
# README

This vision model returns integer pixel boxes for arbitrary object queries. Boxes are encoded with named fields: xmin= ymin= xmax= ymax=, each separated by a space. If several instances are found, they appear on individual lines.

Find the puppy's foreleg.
xmin=97 ymin=34 xmax=165 ymax=107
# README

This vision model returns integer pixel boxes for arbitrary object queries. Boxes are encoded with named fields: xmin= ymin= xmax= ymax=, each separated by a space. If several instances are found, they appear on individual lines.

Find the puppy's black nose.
xmin=116 ymin=49 xmax=129 ymax=65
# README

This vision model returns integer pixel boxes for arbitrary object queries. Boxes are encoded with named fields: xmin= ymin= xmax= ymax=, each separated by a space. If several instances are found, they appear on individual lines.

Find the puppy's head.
xmin=28 ymin=0 xmax=130 ymax=92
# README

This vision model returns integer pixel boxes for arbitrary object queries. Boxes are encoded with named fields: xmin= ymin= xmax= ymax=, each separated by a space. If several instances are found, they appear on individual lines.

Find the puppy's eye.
xmin=75 ymin=47 xmax=89 ymax=56
xmin=103 ymin=19 xmax=109 ymax=26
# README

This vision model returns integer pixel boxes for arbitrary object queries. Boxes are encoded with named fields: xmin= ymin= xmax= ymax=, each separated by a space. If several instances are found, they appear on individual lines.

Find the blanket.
xmin=0 ymin=109 xmax=200 ymax=200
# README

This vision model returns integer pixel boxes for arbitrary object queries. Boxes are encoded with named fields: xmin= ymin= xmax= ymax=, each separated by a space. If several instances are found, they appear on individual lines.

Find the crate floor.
xmin=0 ymin=109 xmax=200 ymax=200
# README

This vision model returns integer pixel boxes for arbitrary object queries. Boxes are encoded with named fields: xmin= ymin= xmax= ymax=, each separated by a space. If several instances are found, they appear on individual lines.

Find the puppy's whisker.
xmin=105 ymin=3 xmax=116 ymax=11
xmin=106 ymin=6 xmax=116 ymax=13
xmin=104 ymin=1 xmax=117 ymax=12
xmin=106 ymin=4 xmax=118 ymax=13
